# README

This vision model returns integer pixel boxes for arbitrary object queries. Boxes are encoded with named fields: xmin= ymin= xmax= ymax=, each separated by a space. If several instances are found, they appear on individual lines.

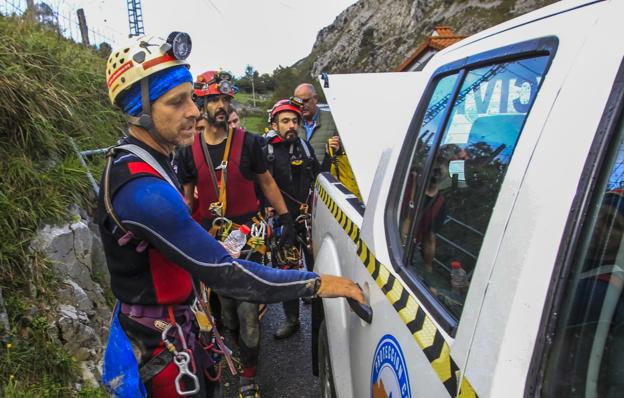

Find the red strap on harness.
xmin=128 ymin=161 xmax=160 ymax=177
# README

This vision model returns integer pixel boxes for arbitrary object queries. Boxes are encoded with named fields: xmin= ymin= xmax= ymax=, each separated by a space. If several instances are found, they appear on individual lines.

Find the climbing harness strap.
xmin=103 ymin=143 xmax=178 ymax=249
xmin=199 ymin=127 xmax=234 ymax=216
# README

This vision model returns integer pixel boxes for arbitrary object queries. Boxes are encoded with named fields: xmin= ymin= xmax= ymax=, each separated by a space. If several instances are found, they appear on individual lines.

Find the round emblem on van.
xmin=371 ymin=334 xmax=411 ymax=398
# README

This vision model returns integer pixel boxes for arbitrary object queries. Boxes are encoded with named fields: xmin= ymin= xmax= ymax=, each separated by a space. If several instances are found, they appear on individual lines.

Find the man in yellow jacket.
xmin=294 ymin=83 xmax=362 ymax=200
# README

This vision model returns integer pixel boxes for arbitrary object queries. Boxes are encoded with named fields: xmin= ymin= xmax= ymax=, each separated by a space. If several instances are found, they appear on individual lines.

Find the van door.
xmin=319 ymin=45 xmax=555 ymax=397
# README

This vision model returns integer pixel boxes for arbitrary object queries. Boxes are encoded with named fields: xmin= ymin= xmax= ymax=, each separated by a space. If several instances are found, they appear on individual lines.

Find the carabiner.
xmin=174 ymin=351 xmax=200 ymax=396
xmin=161 ymin=322 xmax=188 ymax=351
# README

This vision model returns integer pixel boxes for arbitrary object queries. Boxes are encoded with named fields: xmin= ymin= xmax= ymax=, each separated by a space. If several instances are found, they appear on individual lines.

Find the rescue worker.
xmin=294 ymin=83 xmax=362 ymax=200
xmin=175 ymin=70 xmax=297 ymax=397
xmin=263 ymin=98 xmax=324 ymax=339
xmin=99 ymin=33 xmax=365 ymax=398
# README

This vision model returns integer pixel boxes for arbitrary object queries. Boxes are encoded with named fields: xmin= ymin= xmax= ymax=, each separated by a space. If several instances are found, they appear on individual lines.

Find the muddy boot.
xmin=274 ymin=299 xmax=300 ymax=339
xmin=239 ymin=377 xmax=260 ymax=398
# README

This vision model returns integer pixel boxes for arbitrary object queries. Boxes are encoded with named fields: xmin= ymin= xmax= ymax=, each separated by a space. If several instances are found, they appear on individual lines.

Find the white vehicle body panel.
xmin=321 ymin=72 xmax=427 ymax=205
xmin=311 ymin=0 xmax=624 ymax=397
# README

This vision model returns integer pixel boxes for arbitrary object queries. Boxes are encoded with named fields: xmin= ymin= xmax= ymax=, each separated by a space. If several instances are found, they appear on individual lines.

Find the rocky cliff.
xmin=299 ymin=0 xmax=558 ymax=76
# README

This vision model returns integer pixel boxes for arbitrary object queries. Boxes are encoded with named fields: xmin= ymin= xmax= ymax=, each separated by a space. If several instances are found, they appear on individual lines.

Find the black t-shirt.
xmin=176 ymin=130 xmax=268 ymax=184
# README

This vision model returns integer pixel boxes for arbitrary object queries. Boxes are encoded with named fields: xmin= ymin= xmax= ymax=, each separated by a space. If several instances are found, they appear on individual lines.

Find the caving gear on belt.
xmin=192 ymin=127 xmax=260 ymax=226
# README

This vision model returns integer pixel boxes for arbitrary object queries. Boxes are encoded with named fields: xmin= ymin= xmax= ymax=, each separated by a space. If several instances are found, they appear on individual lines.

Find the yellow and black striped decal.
xmin=316 ymin=181 xmax=478 ymax=398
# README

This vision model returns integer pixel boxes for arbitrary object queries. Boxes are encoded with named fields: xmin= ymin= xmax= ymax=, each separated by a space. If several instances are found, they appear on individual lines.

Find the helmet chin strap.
xmin=126 ymin=79 xmax=175 ymax=150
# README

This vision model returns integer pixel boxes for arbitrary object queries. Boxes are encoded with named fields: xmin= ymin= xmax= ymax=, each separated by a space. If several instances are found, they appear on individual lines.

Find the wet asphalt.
xmin=220 ymin=301 xmax=320 ymax=398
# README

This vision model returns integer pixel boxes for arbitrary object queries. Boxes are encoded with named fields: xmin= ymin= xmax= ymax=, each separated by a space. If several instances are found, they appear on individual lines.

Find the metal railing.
xmin=1 ymin=0 xmax=120 ymax=47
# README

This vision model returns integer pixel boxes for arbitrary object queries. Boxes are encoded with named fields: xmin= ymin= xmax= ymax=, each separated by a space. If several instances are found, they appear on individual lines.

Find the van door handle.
xmin=347 ymin=283 xmax=373 ymax=324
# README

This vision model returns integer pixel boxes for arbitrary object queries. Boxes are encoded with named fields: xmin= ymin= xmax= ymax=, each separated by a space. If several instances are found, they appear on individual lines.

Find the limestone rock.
xmin=31 ymin=221 xmax=94 ymax=289
xmin=58 ymin=279 xmax=94 ymax=315
xmin=30 ymin=208 xmax=113 ymax=387
xmin=56 ymin=304 xmax=100 ymax=361
xmin=300 ymin=0 xmax=559 ymax=76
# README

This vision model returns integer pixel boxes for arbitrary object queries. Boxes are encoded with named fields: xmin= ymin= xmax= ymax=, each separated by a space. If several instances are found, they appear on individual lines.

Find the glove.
xmin=278 ymin=212 xmax=296 ymax=248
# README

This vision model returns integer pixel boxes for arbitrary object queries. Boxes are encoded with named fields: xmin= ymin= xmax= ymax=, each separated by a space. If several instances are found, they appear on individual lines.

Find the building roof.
xmin=396 ymin=27 xmax=467 ymax=72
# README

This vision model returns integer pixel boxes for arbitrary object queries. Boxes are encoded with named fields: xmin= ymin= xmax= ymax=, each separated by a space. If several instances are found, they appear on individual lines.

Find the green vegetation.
xmin=0 ymin=13 xmax=122 ymax=396
xmin=241 ymin=115 xmax=269 ymax=135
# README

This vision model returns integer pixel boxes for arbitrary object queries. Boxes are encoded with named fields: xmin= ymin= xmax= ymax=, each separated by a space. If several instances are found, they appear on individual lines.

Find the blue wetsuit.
xmin=112 ymin=175 xmax=319 ymax=302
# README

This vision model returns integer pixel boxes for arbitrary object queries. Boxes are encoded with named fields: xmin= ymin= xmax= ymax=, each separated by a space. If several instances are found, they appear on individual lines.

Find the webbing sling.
xmin=103 ymin=144 xmax=178 ymax=236
xmin=199 ymin=128 xmax=234 ymax=215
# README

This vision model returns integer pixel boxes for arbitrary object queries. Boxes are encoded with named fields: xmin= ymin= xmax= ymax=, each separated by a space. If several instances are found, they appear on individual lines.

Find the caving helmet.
xmin=193 ymin=70 xmax=238 ymax=98
xmin=105 ymin=32 xmax=192 ymax=133
xmin=268 ymin=97 xmax=303 ymax=123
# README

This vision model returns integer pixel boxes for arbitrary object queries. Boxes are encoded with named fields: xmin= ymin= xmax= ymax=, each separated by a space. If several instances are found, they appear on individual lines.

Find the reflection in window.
xmin=399 ymin=74 xmax=458 ymax=246
xmin=398 ymin=56 xmax=549 ymax=320
xmin=543 ymin=119 xmax=624 ymax=398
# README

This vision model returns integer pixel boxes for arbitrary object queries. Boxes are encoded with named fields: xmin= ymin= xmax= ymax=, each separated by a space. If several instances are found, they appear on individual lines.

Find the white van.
xmin=310 ymin=0 xmax=624 ymax=397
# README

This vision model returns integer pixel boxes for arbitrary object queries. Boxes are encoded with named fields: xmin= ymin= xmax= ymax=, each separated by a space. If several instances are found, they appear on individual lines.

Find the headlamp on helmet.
xmin=162 ymin=31 xmax=192 ymax=60
xmin=193 ymin=70 xmax=239 ymax=99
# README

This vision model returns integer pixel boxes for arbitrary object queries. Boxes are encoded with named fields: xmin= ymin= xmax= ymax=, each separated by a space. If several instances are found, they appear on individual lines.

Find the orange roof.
xmin=396 ymin=27 xmax=467 ymax=72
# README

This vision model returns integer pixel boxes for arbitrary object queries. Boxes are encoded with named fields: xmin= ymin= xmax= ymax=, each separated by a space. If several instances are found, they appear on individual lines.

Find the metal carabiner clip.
xmin=161 ymin=322 xmax=188 ymax=351
xmin=174 ymin=351 xmax=200 ymax=396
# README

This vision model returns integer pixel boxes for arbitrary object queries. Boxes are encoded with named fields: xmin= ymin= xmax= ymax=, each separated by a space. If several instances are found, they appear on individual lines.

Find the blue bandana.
xmin=118 ymin=65 xmax=193 ymax=116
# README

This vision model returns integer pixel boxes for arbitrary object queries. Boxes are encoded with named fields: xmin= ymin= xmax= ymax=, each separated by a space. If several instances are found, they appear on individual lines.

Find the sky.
xmin=41 ymin=0 xmax=357 ymax=77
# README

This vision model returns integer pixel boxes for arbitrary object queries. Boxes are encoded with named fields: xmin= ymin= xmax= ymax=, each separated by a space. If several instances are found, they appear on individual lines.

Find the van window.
xmin=398 ymin=55 xmax=549 ymax=320
xmin=542 ymin=117 xmax=624 ymax=397
xmin=398 ymin=73 xmax=459 ymax=246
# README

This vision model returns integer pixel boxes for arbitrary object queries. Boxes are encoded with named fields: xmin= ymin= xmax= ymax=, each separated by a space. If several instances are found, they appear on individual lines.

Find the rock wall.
xmin=29 ymin=206 xmax=111 ymax=386
xmin=301 ymin=0 xmax=558 ymax=76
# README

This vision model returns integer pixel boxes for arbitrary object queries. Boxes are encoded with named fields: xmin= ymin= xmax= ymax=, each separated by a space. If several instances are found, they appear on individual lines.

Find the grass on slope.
xmin=0 ymin=14 xmax=123 ymax=396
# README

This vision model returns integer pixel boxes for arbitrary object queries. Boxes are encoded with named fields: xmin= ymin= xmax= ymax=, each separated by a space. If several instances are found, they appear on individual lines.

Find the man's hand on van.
xmin=317 ymin=274 xmax=365 ymax=304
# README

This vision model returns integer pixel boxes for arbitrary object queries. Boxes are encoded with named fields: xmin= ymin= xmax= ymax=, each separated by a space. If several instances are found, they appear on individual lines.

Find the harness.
xmin=263 ymin=132 xmax=315 ymax=267
xmin=192 ymin=128 xmax=260 ymax=235
xmin=101 ymin=143 xmax=236 ymax=394
xmin=264 ymin=131 xmax=314 ymax=177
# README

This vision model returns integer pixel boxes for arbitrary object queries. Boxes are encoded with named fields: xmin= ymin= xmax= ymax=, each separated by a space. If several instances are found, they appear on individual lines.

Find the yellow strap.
xmin=328 ymin=138 xmax=338 ymax=176
xmin=218 ymin=128 xmax=235 ymax=215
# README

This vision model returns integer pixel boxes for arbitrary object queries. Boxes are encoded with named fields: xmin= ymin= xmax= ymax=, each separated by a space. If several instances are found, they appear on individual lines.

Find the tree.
xmin=271 ymin=65 xmax=298 ymax=101
xmin=35 ymin=2 xmax=58 ymax=29
xmin=245 ymin=64 xmax=257 ymax=106
xmin=97 ymin=42 xmax=112 ymax=59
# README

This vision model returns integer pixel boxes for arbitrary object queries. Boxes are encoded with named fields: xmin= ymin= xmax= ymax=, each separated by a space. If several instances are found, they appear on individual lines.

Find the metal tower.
xmin=126 ymin=0 xmax=145 ymax=37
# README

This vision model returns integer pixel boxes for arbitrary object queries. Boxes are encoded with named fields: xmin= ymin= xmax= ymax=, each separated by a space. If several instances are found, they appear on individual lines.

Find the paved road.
xmin=221 ymin=301 xmax=320 ymax=398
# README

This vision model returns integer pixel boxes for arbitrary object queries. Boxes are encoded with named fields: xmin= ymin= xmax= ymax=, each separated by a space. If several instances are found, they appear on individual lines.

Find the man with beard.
xmin=176 ymin=71 xmax=297 ymax=398
xmin=263 ymin=98 xmax=326 ymax=339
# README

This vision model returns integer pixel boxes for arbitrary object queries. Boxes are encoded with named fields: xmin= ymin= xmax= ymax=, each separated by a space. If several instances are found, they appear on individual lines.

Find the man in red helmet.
xmin=263 ymin=98 xmax=327 ymax=339
xmin=176 ymin=71 xmax=296 ymax=397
